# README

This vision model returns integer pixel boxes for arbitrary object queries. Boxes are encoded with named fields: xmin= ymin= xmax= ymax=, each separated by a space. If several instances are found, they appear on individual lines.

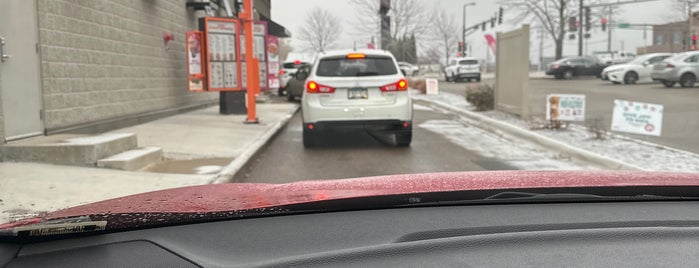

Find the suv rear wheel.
xmin=303 ymin=127 xmax=321 ymax=148
xmin=395 ymin=131 xmax=412 ymax=147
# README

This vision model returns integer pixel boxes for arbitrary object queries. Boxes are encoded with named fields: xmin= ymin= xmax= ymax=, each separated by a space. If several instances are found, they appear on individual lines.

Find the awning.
xmin=259 ymin=14 xmax=291 ymax=38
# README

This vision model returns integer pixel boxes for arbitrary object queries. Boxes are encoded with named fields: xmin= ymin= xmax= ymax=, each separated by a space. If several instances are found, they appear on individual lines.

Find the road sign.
xmin=618 ymin=23 xmax=631 ymax=28
xmin=425 ymin=79 xmax=439 ymax=95
xmin=611 ymin=99 xmax=663 ymax=136
xmin=546 ymin=94 xmax=586 ymax=121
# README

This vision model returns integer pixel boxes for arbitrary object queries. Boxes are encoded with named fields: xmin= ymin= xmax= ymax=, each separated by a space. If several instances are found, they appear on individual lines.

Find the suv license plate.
xmin=348 ymin=87 xmax=368 ymax=99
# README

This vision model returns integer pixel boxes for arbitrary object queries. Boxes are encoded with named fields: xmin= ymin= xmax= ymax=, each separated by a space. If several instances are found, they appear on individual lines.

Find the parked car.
xmin=300 ymin=49 xmax=412 ymax=147
xmin=284 ymin=63 xmax=311 ymax=101
xmin=444 ymin=57 xmax=482 ymax=82
xmin=651 ymin=51 xmax=699 ymax=88
xmin=602 ymin=53 xmax=673 ymax=84
xmin=397 ymin=61 xmax=419 ymax=76
xmin=546 ymin=56 xmax=608 ymax=79
xmin=279 ymin=60 xmax=310 ymax=96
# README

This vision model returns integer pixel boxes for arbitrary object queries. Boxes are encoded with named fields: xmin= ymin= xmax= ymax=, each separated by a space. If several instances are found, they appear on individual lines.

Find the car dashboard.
xmin=3 ymin=201 xmax=699 ymax=267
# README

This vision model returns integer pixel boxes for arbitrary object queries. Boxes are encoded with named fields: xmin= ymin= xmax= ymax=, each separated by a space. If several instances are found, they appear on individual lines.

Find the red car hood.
xmin=4 ymin=171 xmax=699 ymax=229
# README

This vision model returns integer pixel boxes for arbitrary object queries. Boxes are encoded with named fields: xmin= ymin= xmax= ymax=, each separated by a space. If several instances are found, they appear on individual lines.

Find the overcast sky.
xmin=271 ymin=0 xmax=674 ymax=63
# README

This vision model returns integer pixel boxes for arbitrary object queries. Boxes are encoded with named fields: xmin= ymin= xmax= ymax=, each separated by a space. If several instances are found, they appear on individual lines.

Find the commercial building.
xmin=0 ymin=0 xmax=288 ymax=142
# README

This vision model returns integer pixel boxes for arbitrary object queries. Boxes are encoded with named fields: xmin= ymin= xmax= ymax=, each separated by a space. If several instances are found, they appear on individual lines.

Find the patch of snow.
xmin=63 ymin=133 xmax=134 ymax=145
xmin=195 ymin=165 xmax=223 ymax=175
xmin=412 ymin=104 xmax=434 ymax=111
xmin=419 ymin=119 xmax=596 ymax=170
xmin=414 ymin=92 xmax=699 ymax=172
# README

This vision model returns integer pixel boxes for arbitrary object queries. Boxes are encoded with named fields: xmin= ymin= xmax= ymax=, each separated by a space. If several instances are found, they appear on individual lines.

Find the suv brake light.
xmin=306 ymin=81 xmax=335 ymax=93
xmin=347 ymin=53 xmax=366 ymax=59
xmin=380 ymin=79 xmax=408 ymax=92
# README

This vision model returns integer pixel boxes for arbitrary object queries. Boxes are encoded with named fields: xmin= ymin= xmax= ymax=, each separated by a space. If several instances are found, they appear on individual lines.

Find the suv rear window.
xmin=459 ymin=60 xmax=479 ymax=65
xmin=316 ymin=56 xmax=398 ymax=77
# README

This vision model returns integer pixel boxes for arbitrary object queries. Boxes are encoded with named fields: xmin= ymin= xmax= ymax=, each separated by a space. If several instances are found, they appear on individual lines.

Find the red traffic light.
xmin=601 ymin=18 xmax=607 ymax=24
xmin=693 ymin=35 xmax=697 ymax=41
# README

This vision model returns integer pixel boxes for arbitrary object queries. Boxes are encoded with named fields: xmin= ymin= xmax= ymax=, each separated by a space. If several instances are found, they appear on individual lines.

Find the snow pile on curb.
xmin=413 ymin=91 xmax=699 ymax=172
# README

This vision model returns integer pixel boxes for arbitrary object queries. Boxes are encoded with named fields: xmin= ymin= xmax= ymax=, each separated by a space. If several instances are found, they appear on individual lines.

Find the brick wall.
xmin=37 ymin=0 xmax=217 ymax=130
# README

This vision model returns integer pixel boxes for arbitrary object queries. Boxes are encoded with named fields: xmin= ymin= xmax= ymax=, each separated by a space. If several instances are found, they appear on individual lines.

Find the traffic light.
xmin=601 ymin=18 xmax=607 ymax=31
xmin=498 ymin=7 xmax=504 ymax=24
xmin=458 ymin=42 xmax=463 ymax=52
xmin=693 ymin=34 xmax=697 ymax=46
xmin=584 ymin=7 xmax=591 ymax=32
xmin=569 ymin=16 xmax=578 ymax=32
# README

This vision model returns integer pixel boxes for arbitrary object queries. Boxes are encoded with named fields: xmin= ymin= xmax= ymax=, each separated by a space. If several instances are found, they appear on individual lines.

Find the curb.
xmin=210 ymin=105 xmax=300 ymax=184
xmin=412 ymin=97 xmax=645 ymax=171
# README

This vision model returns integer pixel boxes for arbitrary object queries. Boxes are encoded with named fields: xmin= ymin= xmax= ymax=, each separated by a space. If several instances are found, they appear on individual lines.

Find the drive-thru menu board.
xmin=203 ymin=17 xmax=241 ymax=91
xmin=240 ymin=21 xmax=269 ymax=90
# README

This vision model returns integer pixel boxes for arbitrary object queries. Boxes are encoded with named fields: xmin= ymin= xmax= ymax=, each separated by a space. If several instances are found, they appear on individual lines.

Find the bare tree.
xmin=430 ymin=7 xmax=459 ymax=66
xmin=499 ymin=0 xmax=610 ymax=60
xmin=670 ymin=0 xmax=699 ymax=21
xmin=349 ymin=0 xmax=429 ymax=43
xmin=498 ymin=0 xmax=571 ymax=60
xmin=278 ymin=38 xmax=293 ymax=63
xmin=297 ymin=7 xmax=342 ymax=53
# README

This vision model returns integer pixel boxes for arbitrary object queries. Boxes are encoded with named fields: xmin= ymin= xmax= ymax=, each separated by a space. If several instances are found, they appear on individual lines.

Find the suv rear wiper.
xmin=355 ymin=72 xmax=380 ymax=76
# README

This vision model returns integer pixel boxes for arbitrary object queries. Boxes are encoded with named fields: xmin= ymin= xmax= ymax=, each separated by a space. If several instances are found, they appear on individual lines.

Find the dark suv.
xmin=546 ymin=56 xmax=608 ymax=79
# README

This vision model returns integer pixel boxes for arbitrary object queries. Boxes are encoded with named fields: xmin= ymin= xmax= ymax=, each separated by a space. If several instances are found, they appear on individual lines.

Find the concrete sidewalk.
xmin=0 ymin=102 xmax=299 ymax=223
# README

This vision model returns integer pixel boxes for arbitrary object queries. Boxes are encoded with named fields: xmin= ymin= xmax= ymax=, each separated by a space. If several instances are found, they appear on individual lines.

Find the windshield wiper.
xmin=396 ymin=191 xmax=699 ymax=208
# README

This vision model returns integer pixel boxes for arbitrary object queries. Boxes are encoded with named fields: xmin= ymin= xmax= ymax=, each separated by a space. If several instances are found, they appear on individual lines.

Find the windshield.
xmin=0 ymin=0 xmax=697 ymax=238
xmin=315 ymin=56 xmax=398 ymax=76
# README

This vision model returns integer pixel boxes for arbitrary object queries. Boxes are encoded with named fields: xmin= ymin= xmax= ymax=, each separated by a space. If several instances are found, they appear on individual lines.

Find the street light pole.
xmin=462 ymin=2 xmax=476 ymax=56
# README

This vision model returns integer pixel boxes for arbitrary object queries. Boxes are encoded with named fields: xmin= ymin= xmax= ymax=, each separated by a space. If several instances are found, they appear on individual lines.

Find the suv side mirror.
xmin=295 ymin=70 xmax=309 ymax=80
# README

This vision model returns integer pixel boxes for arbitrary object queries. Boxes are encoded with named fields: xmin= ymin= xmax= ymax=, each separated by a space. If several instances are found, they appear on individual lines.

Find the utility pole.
xmin=539 ymin=27 xmax=544 ymax=72
xmin=462 ymin=2 xmax=476 ymax=56
xmin=583 ymin=0 xmax=659 ymax=53
xmin=607 ymin=6 xmax=612 ymax=52
xmin=578 ymin=0 xmax=583 ymax=56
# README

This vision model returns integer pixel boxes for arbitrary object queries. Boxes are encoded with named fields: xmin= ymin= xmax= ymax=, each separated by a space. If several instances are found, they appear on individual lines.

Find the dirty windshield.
xmin=0 ymin=0 xmax=698 ymax=231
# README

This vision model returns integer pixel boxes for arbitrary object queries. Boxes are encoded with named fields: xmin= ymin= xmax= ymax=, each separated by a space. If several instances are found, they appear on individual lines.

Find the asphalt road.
xmin=440 ymin=77 xmax=699 ymax=154
xmin=234 ymin=100 xmax=516 ymax=184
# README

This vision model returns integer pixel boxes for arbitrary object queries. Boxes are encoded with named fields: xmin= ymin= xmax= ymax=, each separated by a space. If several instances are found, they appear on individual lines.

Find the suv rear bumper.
xmin=303 ymin=120 xmax=412 ymax=134
xmin=302 ymin=95 xmax=412 ymax=123
xmin=457 ymin=72 xmax=481 ymax=79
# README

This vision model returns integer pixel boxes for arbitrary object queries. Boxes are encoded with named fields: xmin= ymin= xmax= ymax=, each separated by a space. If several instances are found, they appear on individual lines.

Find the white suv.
xmin=444 ymin=57 xmax=481 ymax=82
xmin=299 ymin=49 xmax=412 ymax=147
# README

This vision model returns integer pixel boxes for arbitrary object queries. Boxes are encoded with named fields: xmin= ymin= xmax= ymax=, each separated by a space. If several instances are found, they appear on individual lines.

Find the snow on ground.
xmin=414 ymin=91 xmax=699 ymax=172
xmin=419 ymin=119 xmax=596 ymax=170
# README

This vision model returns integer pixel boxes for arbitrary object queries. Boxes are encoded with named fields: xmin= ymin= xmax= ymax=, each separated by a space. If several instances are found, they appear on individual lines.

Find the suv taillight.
xmin=380 ymin=79 xmax=408 ymax=92
xmin=306 ymin=81 xmax=335 ymax=93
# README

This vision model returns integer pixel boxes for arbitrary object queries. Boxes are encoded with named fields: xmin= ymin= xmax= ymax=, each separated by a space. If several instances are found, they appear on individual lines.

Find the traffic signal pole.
xmin=578 ymin=0 xmax=583 ymax=56
xmin=240 ymin=0 xmax=259 ymax=124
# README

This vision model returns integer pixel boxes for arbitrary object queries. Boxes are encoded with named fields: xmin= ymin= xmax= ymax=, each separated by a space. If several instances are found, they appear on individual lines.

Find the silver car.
xmin=300 ymin=49 xmax=412 ymax=147
xmin=651 ymin=51 xmax=699 ymax=88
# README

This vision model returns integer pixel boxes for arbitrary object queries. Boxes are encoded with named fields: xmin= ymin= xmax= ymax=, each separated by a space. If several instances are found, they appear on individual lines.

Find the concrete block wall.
xmin=37 ymin=0 xmax=217 ymax=131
